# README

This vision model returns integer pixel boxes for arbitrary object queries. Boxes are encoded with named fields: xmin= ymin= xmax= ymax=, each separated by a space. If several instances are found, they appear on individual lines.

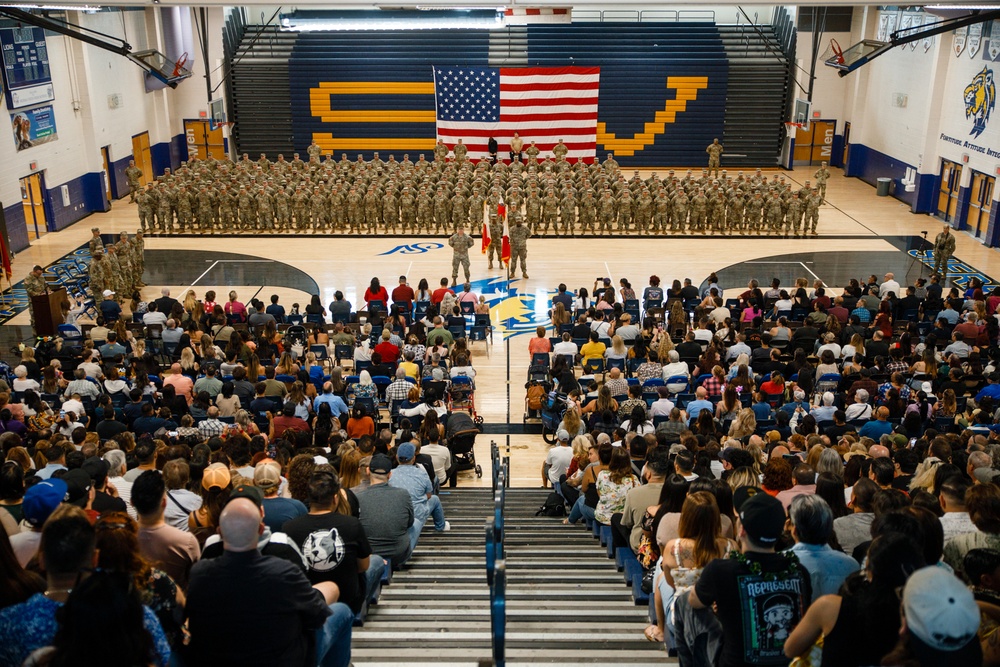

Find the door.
xmin=966 ymin=171 xmax=995 ymax=239
xmin=183 ymin=119 xmax=226 ymax=162
xmin=19 ymin=173 xmax=48 ymax=241
xmin=937 ymin=160 xmax=962 ymax=222
xmin=793 ymin=120 xmax=836 ymax=166
xmin=131 ymin=132 xmax=153 ymax=187
xmin=101 ymin=146 xmax=113 ymax=202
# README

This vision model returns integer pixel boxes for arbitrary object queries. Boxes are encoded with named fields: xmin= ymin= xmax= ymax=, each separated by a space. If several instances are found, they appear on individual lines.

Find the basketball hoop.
xmin=830 ymin=39 xmax=844 ymax=65
xmin=171 ymin=52 xmax=189 ymax=78
xmin=785 ymin=121 xmax=804 ymax=133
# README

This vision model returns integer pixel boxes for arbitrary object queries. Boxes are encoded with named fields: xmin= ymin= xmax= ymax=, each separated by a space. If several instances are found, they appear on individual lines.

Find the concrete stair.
xmin=352 ymin=488 xmax=673 ymax=665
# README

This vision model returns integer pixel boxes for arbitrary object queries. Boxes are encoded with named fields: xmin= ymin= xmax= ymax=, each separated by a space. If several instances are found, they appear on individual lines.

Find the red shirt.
xmin=431 ymin=287 xmax=455 ymax=305
xmin=391 ymin=284 xmax=415 ymax=310
xmin=364 ymin=287 xmax=389 ymax=308
xmin=374 ymin=341 xmax=400 ymax=363
xmin=272 ymin=415 xmax=311 ymax=439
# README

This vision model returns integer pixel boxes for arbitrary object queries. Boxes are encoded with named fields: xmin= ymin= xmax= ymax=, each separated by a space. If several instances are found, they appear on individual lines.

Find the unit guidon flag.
xmin=433 ymin=66 xmax=600 ymax=162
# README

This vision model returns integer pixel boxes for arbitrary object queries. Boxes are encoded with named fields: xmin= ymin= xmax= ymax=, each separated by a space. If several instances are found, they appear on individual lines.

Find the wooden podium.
xmin=31 ymin=287 xmax=66 ymax=337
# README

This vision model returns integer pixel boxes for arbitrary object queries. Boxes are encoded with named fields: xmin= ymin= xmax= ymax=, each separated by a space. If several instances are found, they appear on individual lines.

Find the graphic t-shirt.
xmin=282 ymin=512 xmax=371 ymax=613
xmin=694 ymin=552 xmax=812 ymax=666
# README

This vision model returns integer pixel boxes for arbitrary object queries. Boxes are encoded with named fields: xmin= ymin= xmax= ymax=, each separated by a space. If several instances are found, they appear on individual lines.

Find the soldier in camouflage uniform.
xmin=672 ymin=189 xmax=689 ymax=232
xmin=133 ymin=230 xmax=146 ymax=287
xmin=274 ymin=186 xmax=291 ymax=231
xmin=746 ymin=192 xmax=765 ymax=234
xmin=433 ymin=188 xmax=450 ymax=234
xmin=196 ymin=187 xmax=215 ymax=230
xmin=237 ymin=186 xmax=255 ymax=231
xmin=175 ymin=185 xmax=192 ymax=231
xmin=689 ymin=189 xmax=708 ymax=232
xmin=24 ymin=265 xmax=48 ymax=332
xmin=552 ymin=140 xmax=568 ymax=162
xmin=382 ymin=187 xmax=399 ymax=232
xmin=765 ymin=192 xmax=784 ymax=233
xmin=598 ymin=190 xmax=616 ymax=233
xmin=137 ymin=186 xmax=154 ymax=231
xmin=805 ymin=188 xmax=821 ymax=234
xmin=707 ymin=190 xmax=725 ymax=233
xmin=705 ymin=139 xmax=723 ymax=178
xmin=541 ymin=190 xmax=558 ymax=233
xmin=416 ymin=187 xmax=434 ymax=234
xmin=508 ymin=219 xmax=530 ymax=279
xmin=309 ymin=187 xmax=327 ymax=231
xmin=814 ymin=161 xmax=831 ymax=202
xmin=125 ymin=160 xmax=143 ymax=203
xmin=558 ymin=191 xmax=576 ymax=233
xmin=292 ymin=186 xmax=310 ymax=231
xmin=307 ymin=141 xmax=322 ymax=161
xmin=786 ymin=192 xmax=804 ymax=235
xmin=346 ymin=186 xmax=364 ymax=233
xmin=400 ymin=187 xmax=416 ymax=232
xmin=448 ymin=225 xmax=475 ymax=284
xmin=89 ymin=228 xmax=104 ymax=258
xmin=217 ymin=186 xmax=235 ymax=231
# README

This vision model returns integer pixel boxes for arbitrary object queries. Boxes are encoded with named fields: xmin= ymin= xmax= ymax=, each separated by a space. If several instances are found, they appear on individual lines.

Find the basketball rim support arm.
xmin=0 ymin=6 xmax=185 ymax=88
xmin=830 ymin=8 xmax=1000 ymax=77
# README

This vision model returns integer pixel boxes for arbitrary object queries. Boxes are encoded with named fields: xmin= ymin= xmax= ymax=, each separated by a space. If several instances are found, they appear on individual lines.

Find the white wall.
xmin=0 ymin=7 xmax=224 ymax=213
xmin=794 ymin=29 xmax=851 ymax=125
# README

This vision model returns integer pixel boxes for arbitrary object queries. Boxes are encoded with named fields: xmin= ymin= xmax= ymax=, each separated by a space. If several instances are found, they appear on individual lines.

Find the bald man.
xmin=185 ymin=494 xmax=355 ymax=667
xmin=868 ymin=445 xmax=891 ymax=459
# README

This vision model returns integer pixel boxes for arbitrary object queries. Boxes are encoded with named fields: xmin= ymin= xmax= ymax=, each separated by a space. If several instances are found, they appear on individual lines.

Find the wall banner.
xmin=11 ymin=104 xmax=58 ymax=151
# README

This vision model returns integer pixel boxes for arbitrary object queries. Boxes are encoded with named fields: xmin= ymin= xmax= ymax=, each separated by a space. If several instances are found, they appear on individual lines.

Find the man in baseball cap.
xmin=357 ymin=453 xmax=415 ymax=566
xmin=687 ymin=492 xmax=811 ymax=664
xmin=9 ymin=479 xmax=67 ymax=567
xmin=900 ymin=566 xmax=981 ymax=662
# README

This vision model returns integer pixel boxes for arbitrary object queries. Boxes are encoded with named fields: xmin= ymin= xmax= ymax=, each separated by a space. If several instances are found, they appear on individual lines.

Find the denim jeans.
xmin=315 ymin=602 xmax=354 ymax=667
xmin=364 ymin=555 xmax=386 ymax=604
xmin=567 ymin=495 xmax=596 ymax=524
xmin=407 ymin=494 xmax=446 ymax=553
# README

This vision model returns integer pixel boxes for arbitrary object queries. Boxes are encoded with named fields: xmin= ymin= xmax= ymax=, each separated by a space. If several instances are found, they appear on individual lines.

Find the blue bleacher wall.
xmin=258 ymin=22 xmax=786 ymax=166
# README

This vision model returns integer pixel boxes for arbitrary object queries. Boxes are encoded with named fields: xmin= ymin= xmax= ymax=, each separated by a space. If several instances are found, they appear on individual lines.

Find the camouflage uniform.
xmin=705 ymin=140 xmax=723 ymax=178
xmin=448 ymin=230 xmax=475 ymax=283
xmin=508 ymin=221 xmax=530 ymax=279
xmin=125 ymin=163 xmax=143 ymax=203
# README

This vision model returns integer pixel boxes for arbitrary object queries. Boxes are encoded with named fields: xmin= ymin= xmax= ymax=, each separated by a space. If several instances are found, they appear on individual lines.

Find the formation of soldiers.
xmin=87 ymin=228 xmax=146 ymax=300
xmin=132 ymin=141 xmax=826 ymax=237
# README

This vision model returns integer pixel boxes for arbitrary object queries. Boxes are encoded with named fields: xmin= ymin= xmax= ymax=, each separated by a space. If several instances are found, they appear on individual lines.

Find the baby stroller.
xmin=448 ymin=375 xmax=479 ymax=420
xmin=540 ymin=390 xmax=568 ymax=445
xmin=445 ymin=410 xmax=483 ymax=485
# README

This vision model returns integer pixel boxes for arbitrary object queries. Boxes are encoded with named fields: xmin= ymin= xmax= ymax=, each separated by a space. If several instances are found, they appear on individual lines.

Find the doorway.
xmin=183 ymin=120 xmax=226 ymax=162
xmin=937 ymin=160 xmax=963 ymax=223
xmin=20 ymin=173 xmax=48 ymax=241
xmin=793 ymin=120 xmax=836 ymax=166
xmin=131 ymin=132 xmax=153 ymax=187
xmin=841 ymin=122 xmax=850 ymax=167
xmin=966 ymin=171 xmax=995 ymax=240
xmin=101 ymin=146 xmax=114 ymax=202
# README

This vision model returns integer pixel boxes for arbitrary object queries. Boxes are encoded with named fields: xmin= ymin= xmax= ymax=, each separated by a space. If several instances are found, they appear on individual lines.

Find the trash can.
xmin=876 ymin=178 xmax=892 ymax=196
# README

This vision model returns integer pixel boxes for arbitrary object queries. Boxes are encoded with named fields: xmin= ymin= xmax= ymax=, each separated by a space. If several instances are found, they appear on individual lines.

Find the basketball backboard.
xmin=792 ymin=98 xmax=812 ymax=132
xmin=126 ymin=49 xmax=193 ymax=88
xmin=823 ymin=39 xmax=888 ymax=76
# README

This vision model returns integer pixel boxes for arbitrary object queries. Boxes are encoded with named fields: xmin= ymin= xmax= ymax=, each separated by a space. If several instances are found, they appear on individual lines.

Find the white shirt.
xmin=650 ymin=398 xmax=676 ymax=417
xmin=61 ymin=398 xmax=85 ymax=417
xmin=940 ymin=512 xmax=979 ymax=541
xmin=817 ymin=343 xmax=842 ymax=359
xmin=553 ymin=341 xmax=578 ymax=356
xmin=662 ymin=362 xmax=691 ymax=381
xmin=421 ymin=443 xmax=452 ymax=484
xmin=545 ymin=445 xmax=574 ymax=485
xmin=880 ymin=280 xmax=901 ymax=299
xmin=693 ymin=329 xmax=713 ymax=344
xmin=142 ymin=311 xmax=168 ymax=326
xmin=164 ymin=488 xmax=202 ymax=530
xmin=709 ymin=307 xmax=730 ymax=324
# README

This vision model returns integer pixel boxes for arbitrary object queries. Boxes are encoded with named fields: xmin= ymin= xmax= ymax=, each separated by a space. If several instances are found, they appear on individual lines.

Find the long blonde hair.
xmin=728 ymin=408 xmax=757 ymax=439
xmin=611 ymin=335 xmax=626 ymax=356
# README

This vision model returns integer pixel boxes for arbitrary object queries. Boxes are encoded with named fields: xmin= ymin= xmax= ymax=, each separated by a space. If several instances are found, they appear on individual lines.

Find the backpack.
xmin=526 ymin=384 xmax=546 ymax=411
xmin=535 ymin=492 xmax=566 ymax=517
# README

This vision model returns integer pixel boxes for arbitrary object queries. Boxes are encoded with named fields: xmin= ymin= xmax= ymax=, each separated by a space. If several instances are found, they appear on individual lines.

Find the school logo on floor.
xmin=964 ymin=66 xmax=995 ymax=139
xmin=466 ymin=275 xmax=552 ymax=340
xmin=377 ymin=242 xmax=444 ymax=256
xmin=908 ymin=248 xmax=998 ymax=293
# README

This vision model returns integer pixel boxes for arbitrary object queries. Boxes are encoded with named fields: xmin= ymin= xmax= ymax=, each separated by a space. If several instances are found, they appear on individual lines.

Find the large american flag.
xmin=433 ymin=66 xmax=600 ymax=162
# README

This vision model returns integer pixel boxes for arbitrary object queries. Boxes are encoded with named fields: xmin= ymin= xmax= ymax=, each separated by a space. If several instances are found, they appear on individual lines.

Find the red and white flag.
xmin=433 ymin=66 xmax=600 ymax=162
xmin=481 ymin=204 xmax=490 ymax=254
xmin=501 ymin=218 xmax=511 ymax=266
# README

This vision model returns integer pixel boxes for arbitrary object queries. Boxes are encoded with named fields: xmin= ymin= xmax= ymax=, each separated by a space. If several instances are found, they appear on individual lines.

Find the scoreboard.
xmin=1 ymin=26 xmax=55 ymax=109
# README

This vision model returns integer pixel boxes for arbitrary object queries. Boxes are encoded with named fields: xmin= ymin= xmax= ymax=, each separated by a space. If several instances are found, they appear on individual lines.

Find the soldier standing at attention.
xmin=805 ymin=188 xmax=822 ymax=235
xmin=510 ymin=133 xmax=524 ymax=163
xmin=706 ymin=138 xmax=723 ymax=178
xmin=552 ymin=139 xmax=568 ymax=162
xmin=508 ymin=218 xmax=530 ymax=279
xmin=89 ymin=228 xmax=104 ymax=257
xmin=787 ymin=192 xmax=804 ymax=236
xmin=133 ymin=230 xmax=146 ymax=287
xmin=125 ymin=160 xmax=143 ymax=203
xmin=434 ymin=140 xmax=449 ymax=162
xmin=524 ymin=140 xmax=539 ymax=164
xmin=307 ymin=140 xmax=322 ymax=161
xmin=88 ymin=252 xmax=108 ymax=302
xmin=453 ymin=139 xmax=468 ymax=164
xmin=814 ymin=161 xmax=831 ymax=202
xmin=487 ymin=208 xmax=505 ymax=270
xmin=448 ymin=224 xmax=475 ymax=285
xmin=933 ymin=224 xmax=956 ymax=280
xmin=137 ymin=185 xmax=153 ymax=231
xmin=24 ymin=265 xmax=47 ymax=332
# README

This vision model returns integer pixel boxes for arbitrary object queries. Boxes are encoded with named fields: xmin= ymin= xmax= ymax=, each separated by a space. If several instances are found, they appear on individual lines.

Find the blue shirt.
xmin=0 ymin=593 xmax=170 ymax=667
xmin=35 ymin=463 xmax=67 ymax=480
xmin=850 ymin=307 xmax=871 ymax=324
xmin=686 ymin=399 xmax=714 ymax=421
xmin=388 ymin=463 xmax=433 ymax=521
xmin=975 ymin=384 xmax=1000 ymax=403
xmin=313 ymin=393 xmax=349 ymax=416
xmin=858 ymin=419 xmax=893 ymax=440
xmin=751 ymin=402 xmax=774 ymax=421
xmin=262 ymin=496 xmax=308 ymax=533
xmin=780 ymin=401 xmax=810 ymax=417
xmin=938 ymin=309 xmax=959 ymax=325
xmin=786 ymin=542 xmax=860 ymax=598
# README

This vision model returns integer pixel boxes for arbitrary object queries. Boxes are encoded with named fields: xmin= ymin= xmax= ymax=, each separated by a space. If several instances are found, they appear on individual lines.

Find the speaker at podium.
xmin=31 ymin=287 xmax=67 ymax=337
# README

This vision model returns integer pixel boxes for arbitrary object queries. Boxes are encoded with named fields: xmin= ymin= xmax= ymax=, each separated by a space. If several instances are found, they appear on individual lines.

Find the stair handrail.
xmin=491 ymin=560 xmax=506 ymax=667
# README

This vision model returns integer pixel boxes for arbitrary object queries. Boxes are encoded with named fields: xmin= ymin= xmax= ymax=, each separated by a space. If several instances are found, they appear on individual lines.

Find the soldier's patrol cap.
xmin=92 ymin=227 xmax=100 ymax=232
xmin=135 ymin=229 xmax=143 ymax=234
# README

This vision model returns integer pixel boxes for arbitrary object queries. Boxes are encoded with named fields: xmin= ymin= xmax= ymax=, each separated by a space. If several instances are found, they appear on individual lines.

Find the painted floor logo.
xmin=908 ymin=249 xmax=998 ymax=293
xmin=466 ymin=275 xmax=553 ymax=340
xmin=0 ymin=245 xmax=91 ymax=326
xmin=376 ymin=242 xmax=444 ymax=255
